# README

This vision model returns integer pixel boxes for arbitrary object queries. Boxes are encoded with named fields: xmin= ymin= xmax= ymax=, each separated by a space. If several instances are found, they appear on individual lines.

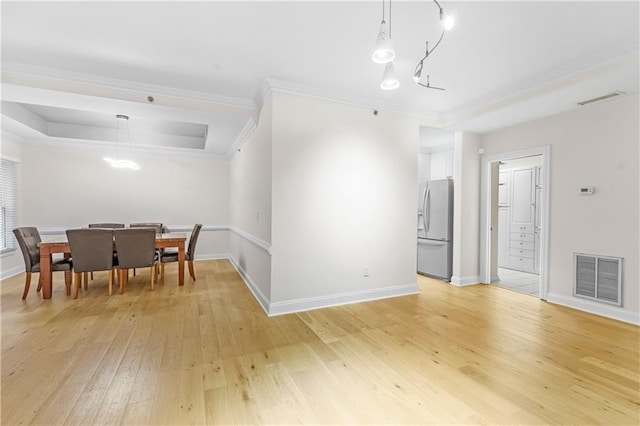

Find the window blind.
xmin=1 ymin=158 xmax=18 ymax=251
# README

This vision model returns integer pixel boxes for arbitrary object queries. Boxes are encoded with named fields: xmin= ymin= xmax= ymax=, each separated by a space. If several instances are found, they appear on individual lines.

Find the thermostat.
xmin=579 ymin=186 xmax=594 ymax=195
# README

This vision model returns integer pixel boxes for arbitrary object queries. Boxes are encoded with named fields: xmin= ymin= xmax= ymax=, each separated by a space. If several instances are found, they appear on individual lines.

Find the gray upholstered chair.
xmin=113 ymin=228 xmax=158 ymax=293
xmin=160 ymin=223 xmax=202 ymax=282
xmin=88 ymin=223 xmax=125 ymax=229
xmin=129 ymin=223 xmax=163 ymax=233
xmin=66 ymin=228 xmax=116 ymax=298
xmin=13 ymin=227 xmax=72 ymax=299
xmin=129 ymin=223 xmax=163 ymax=276
xmin=87 ymin=223 xmax=123 ymax=279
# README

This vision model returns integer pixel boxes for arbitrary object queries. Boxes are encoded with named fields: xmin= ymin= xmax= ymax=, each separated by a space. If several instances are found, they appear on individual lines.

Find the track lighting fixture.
xmin=413 ymin=0 xmax=454 ymax=90
xmin=372 ymin=0 xmax=455 ymax=91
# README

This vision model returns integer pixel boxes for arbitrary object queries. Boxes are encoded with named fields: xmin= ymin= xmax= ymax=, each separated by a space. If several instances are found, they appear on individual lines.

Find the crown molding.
xmin=1 ymin=130 xmax=25 ymax=144
xmin=15 ymin=134 xmax=229 ymax=160
xmin=441 ymin=50 xmax=640 ymax=128
xmin=227 ymin=117 xmax=258 ymax=156
xmin=259 ymin=78 xmax=443 ymax=124
xmin=1 ymin=62 xmax=256 ymax=110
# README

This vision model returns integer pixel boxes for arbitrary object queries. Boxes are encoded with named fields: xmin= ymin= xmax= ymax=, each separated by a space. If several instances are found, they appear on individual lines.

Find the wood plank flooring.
xmin=1 ymin=259 xmax=639 ymax=425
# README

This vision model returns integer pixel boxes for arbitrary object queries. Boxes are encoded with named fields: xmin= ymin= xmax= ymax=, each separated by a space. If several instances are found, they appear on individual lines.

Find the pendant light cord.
xmin=381 ymin=0 xmax=391 ymax=38
xmin=389 ymin=0 xmax=392 ymax=38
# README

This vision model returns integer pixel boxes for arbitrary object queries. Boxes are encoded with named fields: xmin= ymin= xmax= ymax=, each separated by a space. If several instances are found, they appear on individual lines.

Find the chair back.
xmin=13 ymin=227 xmax=41 ymax=272
xmin=88 ymin=223 xmax=125 ymax=229
xmin=187 ymin=224 xmax=203 ymax=260
xmin=66 ymin=229 xmax=115 ymax=273
xmin=130 ymin=223 xmax=163 ymax=234
xmin=114 ymin=228 xmax=156 ymax=269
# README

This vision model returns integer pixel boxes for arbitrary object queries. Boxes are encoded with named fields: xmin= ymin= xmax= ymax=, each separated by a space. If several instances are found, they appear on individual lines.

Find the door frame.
xmin=479 ymin=145 xmax=551 ymax=299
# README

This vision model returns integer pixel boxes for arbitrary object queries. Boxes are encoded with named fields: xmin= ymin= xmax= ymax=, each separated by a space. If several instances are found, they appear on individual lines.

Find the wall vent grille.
xmin=574 ymin=253 xmax=622 ymax=306
xmin=577 ymin=91 xmax=625 ymax=106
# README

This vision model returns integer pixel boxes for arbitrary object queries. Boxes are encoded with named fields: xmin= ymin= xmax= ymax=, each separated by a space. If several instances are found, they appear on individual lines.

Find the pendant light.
xmin=372 ymin=0 xmax=395 ymax=64
xmin=380 ymin=62 xmax=399 ymax=90
xmin=103 ymin=114 xmax=140 ymax=170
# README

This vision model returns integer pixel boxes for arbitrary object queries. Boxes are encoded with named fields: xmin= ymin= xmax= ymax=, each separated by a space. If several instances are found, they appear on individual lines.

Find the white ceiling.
xmin=1 ymin=1 xmax=638 ymax=154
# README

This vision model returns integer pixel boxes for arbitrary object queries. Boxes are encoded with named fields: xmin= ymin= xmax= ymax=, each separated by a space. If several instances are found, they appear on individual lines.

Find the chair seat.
xmin=31 ymin=259 xmax=73 ymax=273
xmin=160 ymin=251 xmax=191 ymax=263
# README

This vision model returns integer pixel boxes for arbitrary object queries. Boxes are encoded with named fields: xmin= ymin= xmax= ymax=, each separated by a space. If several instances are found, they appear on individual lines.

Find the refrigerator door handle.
xmin=425 ymin=185 xmax=431 ymax=233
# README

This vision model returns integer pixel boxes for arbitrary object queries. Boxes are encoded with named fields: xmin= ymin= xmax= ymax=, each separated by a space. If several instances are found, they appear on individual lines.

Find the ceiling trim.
xmin=13 ymin=133 xmax=230 ymax=160
xmin=260 ymin=78 xmax=443 ymax=125
xmin=441 ymin=51 xmax=640 ymax=128
xmin=227 ymin=118 xmax=258 ymax=156
xmin=1 ymin=62 xmax=256 ymax=110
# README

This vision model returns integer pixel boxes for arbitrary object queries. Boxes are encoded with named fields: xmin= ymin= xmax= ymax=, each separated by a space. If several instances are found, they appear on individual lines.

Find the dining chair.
xmin=66 ymin=228 xmax=116 ymax=298
xmin=160 ymin=223 xmax=202 ymax=283
xmin=129 ymin=223 xmax=163 ymax=276
xmin=113 ymin=228 xmax=158 ymax=293
xmin=13 ymin=227 xmax=72 ymax=299
xmin=87 ymin=223 xmax=123 ymax=280
xmin=129 ymin=223 xmax=163 ymax=233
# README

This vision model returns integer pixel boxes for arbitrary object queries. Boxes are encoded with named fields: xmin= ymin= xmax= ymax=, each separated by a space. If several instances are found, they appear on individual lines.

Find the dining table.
xmin=38 ymin=232 xmax=188 ymax=299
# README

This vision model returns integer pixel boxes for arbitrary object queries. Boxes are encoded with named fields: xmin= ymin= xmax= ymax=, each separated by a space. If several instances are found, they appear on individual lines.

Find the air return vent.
xmin=574 ymin=253 xmax=622 ymax=306
xmin=577 ymin=91 xmax=625 ymax=106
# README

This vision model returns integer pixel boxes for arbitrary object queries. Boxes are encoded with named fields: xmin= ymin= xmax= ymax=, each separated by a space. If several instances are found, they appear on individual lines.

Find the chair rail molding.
xmin=228 ymin=226 xmax=272 ymax=255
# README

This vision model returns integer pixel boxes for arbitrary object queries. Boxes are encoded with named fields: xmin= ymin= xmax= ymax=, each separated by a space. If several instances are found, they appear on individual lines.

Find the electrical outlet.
xmin=363 ymin=267 xmax=369 ymax=277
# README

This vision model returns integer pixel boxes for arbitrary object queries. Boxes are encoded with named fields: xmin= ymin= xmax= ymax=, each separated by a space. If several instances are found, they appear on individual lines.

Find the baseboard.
xmin=268 ymin=283 xmax=419 ymax=317
xmin=450 ymin=275 xmax=480 ymax=286
xmin=194 ymin=253 xmax=229 ymax=261
xmin=1 ymin=265 xmax=24 ymax=280
xmin=546 ymin=293 xmax=640 ymax=326
xmin=491 ymin=274 xmax=500 ymax=283
xmin=227 ymin=255 xmax=271 ymax=316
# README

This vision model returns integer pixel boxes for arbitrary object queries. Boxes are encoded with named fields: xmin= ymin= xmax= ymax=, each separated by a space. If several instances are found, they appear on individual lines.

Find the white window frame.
xmin=1 ymin=156 xmax=19 ymax=254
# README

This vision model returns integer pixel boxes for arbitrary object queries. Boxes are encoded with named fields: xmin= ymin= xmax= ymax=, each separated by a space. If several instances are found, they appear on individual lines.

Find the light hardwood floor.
xmin=1 ymin=259 xmax=639 ymax=425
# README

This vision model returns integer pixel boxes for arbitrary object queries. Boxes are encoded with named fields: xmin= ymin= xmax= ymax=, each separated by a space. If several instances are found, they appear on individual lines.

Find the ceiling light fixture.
xmin=372 ymin=0 xmax=395 ymax=64
xmin=372 ymin=0 xmax=399 ymax=90
xmin=413 ymin=0 xmax=454 ymax=90
xmin=380 ymin=62 xmax=400 ymax=90
xmin=103 ymin=114 xmax=140 ymax=170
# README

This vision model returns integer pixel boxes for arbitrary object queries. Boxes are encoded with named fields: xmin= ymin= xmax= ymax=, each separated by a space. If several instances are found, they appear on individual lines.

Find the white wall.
xmin=269 ymin=92 xmax=419 ymax=313
xmin=481 ymin=93 xmax=639 ymax=319
xmin=229 ymin=98 xmax=273 ymax=306
xmin=16 ymin=141 xmax=230 ymax=260
xmin=451 ymin=132 xmax=481 ymax=285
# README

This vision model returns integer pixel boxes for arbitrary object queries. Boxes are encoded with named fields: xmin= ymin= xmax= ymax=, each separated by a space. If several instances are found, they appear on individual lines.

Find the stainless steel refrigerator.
xmin=417 ymin=178 xmax=453 ymax=280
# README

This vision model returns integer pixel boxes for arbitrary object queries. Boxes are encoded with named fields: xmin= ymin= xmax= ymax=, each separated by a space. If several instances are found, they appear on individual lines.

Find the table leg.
xmin=40 ymin=247 xmax=53 ymax=299
xmin=178 ymin=240 xmax=185 ymax=286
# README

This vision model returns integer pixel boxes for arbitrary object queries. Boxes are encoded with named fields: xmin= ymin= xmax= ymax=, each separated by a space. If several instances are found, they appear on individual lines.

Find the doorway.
xmin=479 ymin=146 xmax=550 ymax=300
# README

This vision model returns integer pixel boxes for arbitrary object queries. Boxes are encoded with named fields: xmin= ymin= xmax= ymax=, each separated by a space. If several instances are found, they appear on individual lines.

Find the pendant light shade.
xmin=372 ymin=21 xmax=395 ymax=64
xmin=103 ymin=114 xmax=140 ymax=171
xmin=380 ymin=62 xmax=399 ymax=90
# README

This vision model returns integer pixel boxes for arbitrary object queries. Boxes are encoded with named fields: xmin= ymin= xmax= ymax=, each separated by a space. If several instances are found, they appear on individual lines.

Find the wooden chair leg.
xmin=119 ymin=269 xmax=129 ymax=294
xmin=161 ymin=263 xmax=165 ymax=283
xmin=108 ymin=270 xmax=114 ymax=296
xmin=74 ymin=272 xmax=81 ymax=299
xmin=90 ymin=271 xmax=94 ymax=280
xmin=65 ymin=271 xmax=72 ymax=296
xmin=22 ymin=272 xmax=32 ymax=300
xmin=37 ymin=274 xmax=43 ymax=292
xmin=83 ymin=272 xmax=89 ymax=290
xmin=188 ymin=260 xmax=196 ymax=281
xmin=150 ymin=265 xmax=155 ymax=291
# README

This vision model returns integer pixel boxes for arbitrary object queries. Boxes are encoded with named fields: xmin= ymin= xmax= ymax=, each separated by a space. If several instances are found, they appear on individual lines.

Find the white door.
xmin=498 ymin=207 xmax=510 ymax=267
